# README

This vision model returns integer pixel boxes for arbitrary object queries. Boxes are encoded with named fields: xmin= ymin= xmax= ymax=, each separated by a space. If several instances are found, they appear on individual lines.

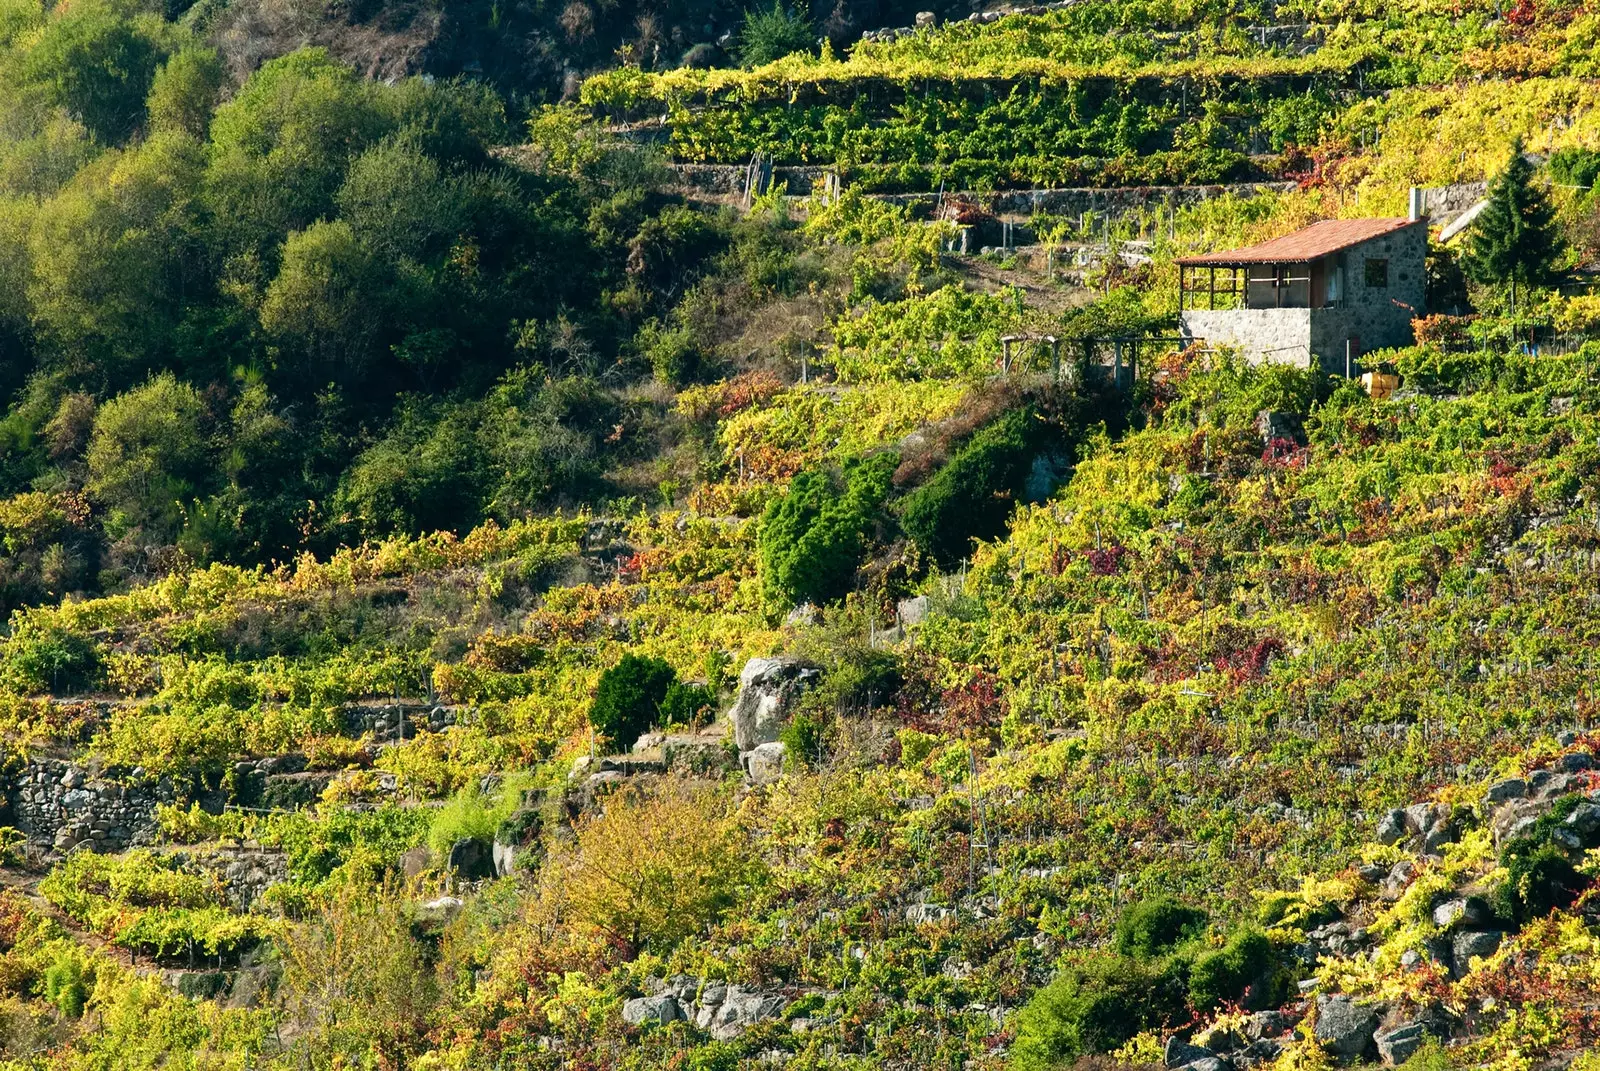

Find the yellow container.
xmin=1360 ymin=372 xmax=1399 ymax=400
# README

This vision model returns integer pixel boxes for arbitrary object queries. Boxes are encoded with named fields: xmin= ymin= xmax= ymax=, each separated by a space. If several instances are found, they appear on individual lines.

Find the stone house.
xmin=1176 ymin=217 xmax=1428 ymax=374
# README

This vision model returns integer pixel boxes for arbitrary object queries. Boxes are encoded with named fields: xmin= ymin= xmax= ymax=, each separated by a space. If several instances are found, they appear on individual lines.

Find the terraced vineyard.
xmin=2 ymin=0 xmax=1600 ymax=1067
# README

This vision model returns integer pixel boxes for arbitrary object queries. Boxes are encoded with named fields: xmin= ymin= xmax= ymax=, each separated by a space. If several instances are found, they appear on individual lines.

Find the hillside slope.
xmin=3 ymin=0 xmax=1600 ymax=1069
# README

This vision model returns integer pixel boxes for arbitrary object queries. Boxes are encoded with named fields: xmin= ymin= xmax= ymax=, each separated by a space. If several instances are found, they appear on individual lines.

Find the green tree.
xmin=334 ymin=400 xmax=486 ymax=536
xmin=336 ymin=137 xmax=465 ymax=262
xmin=204 ymin=49 xmax=387 ymax=270
xmin=1464 ymin=139 xmax=1563 ymax=312
xmin=27 ymin=131 xmax=205 ymax=378
xmin=16 ymin=0 xmax=176 ymax=144
xmin=589 ymin=654 xmax=677 ymax=749
xmin=738 ymin=1 xmax=814 ymax=67
xmin=900 ymin=408 xmax=1038 ymax=570
xmin=146 ymin=46 xmax=224 ymax=138
xmin=260 ymin=219 xmax=390 ymax=385
xmin=86 ymin=372 xmax=209 ymax=539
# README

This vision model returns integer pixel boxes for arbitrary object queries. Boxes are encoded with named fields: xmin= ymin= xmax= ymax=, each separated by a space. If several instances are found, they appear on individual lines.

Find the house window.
xmin=1364 ymin=258 xmax=1389 ymax=288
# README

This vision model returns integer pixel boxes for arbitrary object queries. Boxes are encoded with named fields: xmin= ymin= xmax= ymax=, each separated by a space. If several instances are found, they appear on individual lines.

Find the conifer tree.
xmin=1464 ymin=138 xmax=1563 ymax=313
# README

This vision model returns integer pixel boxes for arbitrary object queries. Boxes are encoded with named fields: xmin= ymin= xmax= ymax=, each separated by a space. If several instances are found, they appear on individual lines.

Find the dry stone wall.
xmin=3 ymin=759 xmax=173 ymax=855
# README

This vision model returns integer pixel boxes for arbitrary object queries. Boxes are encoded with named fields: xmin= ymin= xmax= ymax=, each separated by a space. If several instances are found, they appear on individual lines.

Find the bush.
xmin=779 ymin=712 xmax=828 ymax=768
xmin=0 ymin=614 xmax=100 ymax=694
xmin=900 ymin=408 xmax=1037 ymax=569
xmin=738 ymin=2 xmax=814 ymax=67
xmin=758 ymin=454 xmax=895 ymax=609
xmin=589 ymin=654 xmax=678 ymax=749
xmin=1113 ymin=896 xmax=1207 ymax=959
xmin=426 ymin=776 xmax=527 ymax=861
xmin=1497 ymin=840 xmax=1588 ymax=925
xmin=1187 ymin=928 xmax=1284 ymax=1012
xmin=1010 ymin=954 xmax=1186 ymax=1068
xmin=659 ymin=680 xmax=714 ymax=727
xmin=554 ymin=785 xmax=756 ymax=953
xmin=43 ymin=950 xmax=86 ymax=1018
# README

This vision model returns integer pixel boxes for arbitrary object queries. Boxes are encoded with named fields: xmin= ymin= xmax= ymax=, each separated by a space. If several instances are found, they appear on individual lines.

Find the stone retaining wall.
xmin=3 ymin=759 xmax=173 ymax=855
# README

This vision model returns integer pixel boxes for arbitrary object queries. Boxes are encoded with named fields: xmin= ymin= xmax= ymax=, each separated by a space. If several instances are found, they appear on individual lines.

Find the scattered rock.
xmin=446 ymin=837 xmax=495 ymax=880
xmin=1566 ymin=801 xmax=1600 ymax=838
xmin=1450 ymin=930 xmax=1503 ymax=977
xmin=1376 ymin=809 xmax=1408 ymax=845
xmin=1375 ymin=1021 xmax=1436 ymax=1066
xmin=414 ymin=896 xmax=463 ymax=927
xmin=1256 ymin=409 xmax=1307 ymax=446
xmin=1557 ymin=750 xmax=1593 ymax=773
xmin=707 ymin=987 xmax=787 ymax=1040
xmin=743 ymin=741 xmax=788 ymax=785
xmin=1315 ymin=996 xmax=1377 ymax=1060
xmin=1483 ymin=778 xmax=1526 ymax=804
xmin=1164 ymin=1037 xmax=1215 ymax=1067
xmin=905 ymin=902 xmax=956 ymax=925
xmin=785 ymin=603 xmax=819 ymax=627
xmin=1492 ymin=799 xmax=1544 ymax=844
xmin=401 ymin=845 xmax=431 ymax=879
xmin=913 ymin=10 xmax=936 ymax=28
xmin=1431 ymin=897 xmax=1489 ymax=930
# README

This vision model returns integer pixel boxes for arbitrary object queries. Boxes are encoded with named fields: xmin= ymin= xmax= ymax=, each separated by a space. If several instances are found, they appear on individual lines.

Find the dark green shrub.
xmin=589 ymin=654 xmax=678 ymax=749
xmin=779 ymin=712 xmax=828 ymax=768
xmin=659 ymin=680 xmax=713 ymax=727
xmin=899 ymin=408 xmax=1037 ymax=569
xmin=1550 ymin=147 xmax=1600 ymax=191
xmin=1497 ymin=840 xmax=1588 ymax=925
xmin=809 ymin=646 xmax=901 ymax=713
xmin=758 ymin=454 xmax=894 ymax=609
xmin=1113 ymin=896 xmax=1207 ymax=959
xmin=1010 ymin=954 xmax=1186 ymax=1068
xmin=738 ymin=2 xmax=813 ymax=67
xmin=1187 ymin=928 xmax=1284 ymax=1012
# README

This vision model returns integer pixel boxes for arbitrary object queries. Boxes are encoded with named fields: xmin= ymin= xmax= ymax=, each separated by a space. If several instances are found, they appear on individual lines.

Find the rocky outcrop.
xmin=1373 ymin=802 xmax=1460 ymax=856
xmin=741 ymin=742 xmax=787 ymax=785
xmin=634 ymin=975 xmax=800 ymax=1040
xmin=726 ymin=658 xmax=819 ymax=754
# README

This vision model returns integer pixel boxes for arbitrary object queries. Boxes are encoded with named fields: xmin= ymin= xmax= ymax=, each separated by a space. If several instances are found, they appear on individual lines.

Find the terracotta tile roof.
xmin=1175 ymin=218 xmax=1421 ymax=266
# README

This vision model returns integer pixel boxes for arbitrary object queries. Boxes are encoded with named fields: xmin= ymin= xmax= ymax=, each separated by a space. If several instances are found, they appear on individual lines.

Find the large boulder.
xmin=1375 ymin=1019 xmax=1444 ymax=1066
xmin=707 ymin=986 xmax=787 ymax=1040
xmin=1315 ymin=996 xmax=1377 ymax=1060
xmin=1164 ymin=1037 xmax=1216 ymax=1067
xmin=727 ymin=658 xmax=819 ymax=752
xmin=446 ymin=837 xmax=495 ymax=880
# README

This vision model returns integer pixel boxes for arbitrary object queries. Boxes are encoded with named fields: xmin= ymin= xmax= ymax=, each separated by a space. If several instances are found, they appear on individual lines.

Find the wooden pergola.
xmin=1177 ymin=263 xmax=1314 ymax=310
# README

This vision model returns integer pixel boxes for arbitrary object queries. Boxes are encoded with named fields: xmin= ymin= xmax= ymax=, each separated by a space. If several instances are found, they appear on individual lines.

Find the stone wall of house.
xmin=1337 ymin=222 xmax=1428 ymax=319
xmin=1309 ymin=304 xmax=1417 ymax=374
xmin=1180 ymin=308 xmax=1315 ymax=367
xmin=1182 ymin=222 xmax=1426 ymax=372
